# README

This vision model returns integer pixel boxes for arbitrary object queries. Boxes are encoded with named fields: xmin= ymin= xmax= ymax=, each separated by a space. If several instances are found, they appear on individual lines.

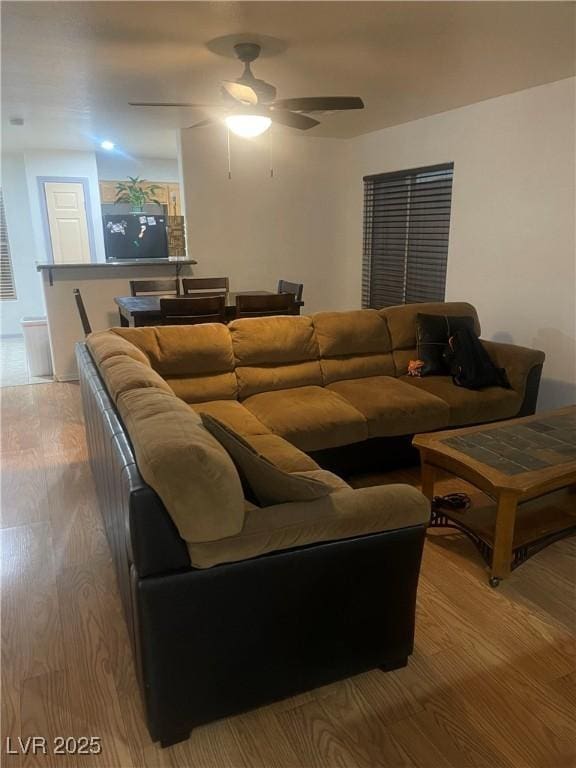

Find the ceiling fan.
xmin=130 ymin=42 xmax=364 ymax=137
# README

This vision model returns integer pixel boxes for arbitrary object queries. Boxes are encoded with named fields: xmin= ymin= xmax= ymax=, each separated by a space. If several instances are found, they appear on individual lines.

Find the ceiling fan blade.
xmin=221 ymin=81 xmax=258 ymax=105
xmin=130 ymin=102 xmax=222 ymax=108
xmin=269 ymin=110 xmax=320 ymax=131
xmin=185 ymin=119 xmax=216 ymax=130
xmin=272 ymin=96 xmax=364 ymax=113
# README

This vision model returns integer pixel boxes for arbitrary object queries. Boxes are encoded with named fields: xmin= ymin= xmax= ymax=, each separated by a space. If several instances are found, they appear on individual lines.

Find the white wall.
xmin=343 ymin=78 xmax=576 ymax=409
xmin=96 ymin=153 xmax=180 ymax=182
xmin=179 ymin=127 xmax=350 ymax=314
xmin=176 ymin=80 xmax=575 ymax=408
xmin=1 ymin=150 xmax=108 ymax=334
xmin=1 ymin=148 xmax=183 ymax=336
xmin=23 ymin=150 xmax=105 ymax=265
xmin=0 ymin=153 xmax=45 ymax=334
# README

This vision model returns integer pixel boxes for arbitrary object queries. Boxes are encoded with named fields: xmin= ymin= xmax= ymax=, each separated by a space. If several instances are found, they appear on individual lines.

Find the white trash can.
xmin=20 ymin=316 xmax=53 ymax=377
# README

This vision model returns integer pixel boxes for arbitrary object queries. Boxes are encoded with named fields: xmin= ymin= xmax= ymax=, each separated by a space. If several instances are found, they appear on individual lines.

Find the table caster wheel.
xmin=489 ymin=576 xmax=501 ymax=588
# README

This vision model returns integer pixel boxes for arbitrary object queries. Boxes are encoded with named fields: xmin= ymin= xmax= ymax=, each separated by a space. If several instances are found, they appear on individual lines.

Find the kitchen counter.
xmin=37 ymin=258 xmax=197 ymax=269
xmin=37 ymin=259 xmax=197 ymax=284
xmin=37 ymin=259 xmax=197 ymax=380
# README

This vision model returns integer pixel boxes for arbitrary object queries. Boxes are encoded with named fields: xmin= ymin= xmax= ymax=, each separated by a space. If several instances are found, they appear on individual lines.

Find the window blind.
xmin=0 ymin=189 xmax=17 ymax=301
xmin=362 ymin=163 xmax=453 ymax=309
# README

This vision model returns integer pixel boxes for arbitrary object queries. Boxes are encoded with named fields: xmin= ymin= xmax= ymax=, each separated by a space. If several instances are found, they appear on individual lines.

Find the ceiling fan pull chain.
xmin=227 ymin=127 xmax=232 ymax=180
xmin=269 ymin=126 xmax=274 ymax=179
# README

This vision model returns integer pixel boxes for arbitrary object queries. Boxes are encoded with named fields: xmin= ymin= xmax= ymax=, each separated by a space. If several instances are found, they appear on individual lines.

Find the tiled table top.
xmin=442 ymin=412 xmax=576 ymax=476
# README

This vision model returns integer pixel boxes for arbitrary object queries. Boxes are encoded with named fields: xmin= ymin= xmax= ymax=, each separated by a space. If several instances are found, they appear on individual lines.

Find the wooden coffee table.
xmin=413 ymin=406 xmax=576 ymax=586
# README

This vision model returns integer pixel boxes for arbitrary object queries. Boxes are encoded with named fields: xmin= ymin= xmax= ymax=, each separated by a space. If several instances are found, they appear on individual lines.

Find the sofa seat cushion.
xmin=187 ymin=483 xmax=430 ymax=568
xmin=328 ymin=376 xmax=450 ymax=437
xmin=401 ymin=375 xmax=523 ymax=426
xmin=242 ymin=435 xmax=320 ymax=473
xmin=191 ymin=400 xmax=270 ymax=436
xmin=243 ymin=386 xmax=368 ymax=451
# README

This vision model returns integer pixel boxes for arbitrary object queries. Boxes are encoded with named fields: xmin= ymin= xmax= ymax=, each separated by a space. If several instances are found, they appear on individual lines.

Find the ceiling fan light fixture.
xmin=225 ymin=113 xmax=271 ymax=138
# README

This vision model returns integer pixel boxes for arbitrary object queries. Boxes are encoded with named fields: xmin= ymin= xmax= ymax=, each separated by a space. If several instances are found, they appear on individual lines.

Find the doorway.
xmin=38 ymin=177 xmax=96 ymax=264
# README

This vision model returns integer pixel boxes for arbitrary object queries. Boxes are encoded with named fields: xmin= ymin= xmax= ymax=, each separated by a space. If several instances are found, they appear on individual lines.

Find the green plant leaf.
xmin=113 ymin=176 xmax=166 ymax=207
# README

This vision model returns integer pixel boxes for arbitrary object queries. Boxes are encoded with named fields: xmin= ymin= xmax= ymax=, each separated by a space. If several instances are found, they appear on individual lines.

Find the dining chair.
xmin=181 ymin=277 xmax=229 ymax=298
xmin=235 ymin=293 xmax=297 ymax=319
xmin=130 ymin=279 xmax=180 ymax=297
xmin=277 ymin=280 xmax=304 ymax=302
xmin=159 ymin=296 xmax=227 ymax=325
xmin=73 ymin=288 xmax=92 ymax=336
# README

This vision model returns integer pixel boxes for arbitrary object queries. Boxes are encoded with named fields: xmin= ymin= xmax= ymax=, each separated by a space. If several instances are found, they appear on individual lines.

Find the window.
xmin=362 ymin=163 xmax=453 ymax=308
xmin=0 ymin=188 xmax=17 ymax=300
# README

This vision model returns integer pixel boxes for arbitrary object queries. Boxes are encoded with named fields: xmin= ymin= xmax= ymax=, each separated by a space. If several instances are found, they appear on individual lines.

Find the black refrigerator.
xmin=103 ymin=213 xmax=169 ymax=261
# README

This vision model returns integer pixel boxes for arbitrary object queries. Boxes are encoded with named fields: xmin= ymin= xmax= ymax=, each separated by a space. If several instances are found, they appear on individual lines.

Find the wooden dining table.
xmin=114 ymin=291 xmax=303 ymax=326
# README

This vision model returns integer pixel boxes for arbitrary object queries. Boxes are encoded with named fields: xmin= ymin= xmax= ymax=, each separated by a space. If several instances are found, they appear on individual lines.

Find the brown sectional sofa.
xmin=89 ymin=301 xmax=544 ymax=462
xmin=79 ymin=300 xmax=544 ymax=747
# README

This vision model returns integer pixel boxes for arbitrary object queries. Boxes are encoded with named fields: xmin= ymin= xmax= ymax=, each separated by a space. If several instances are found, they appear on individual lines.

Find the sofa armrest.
xmin=188 ymin=484 xmax=430 ymax=568
xmin=481 ymin=340 xmax=545 ymax=395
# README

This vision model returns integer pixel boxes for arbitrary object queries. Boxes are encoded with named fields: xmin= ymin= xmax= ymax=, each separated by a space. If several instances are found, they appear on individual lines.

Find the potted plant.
xmin=114 ymin=176 xmax=163 ymax=213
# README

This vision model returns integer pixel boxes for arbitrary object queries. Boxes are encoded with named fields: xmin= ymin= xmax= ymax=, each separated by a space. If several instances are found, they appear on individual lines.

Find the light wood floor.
xmin=1 ymin=382 xmax=575 ymax=768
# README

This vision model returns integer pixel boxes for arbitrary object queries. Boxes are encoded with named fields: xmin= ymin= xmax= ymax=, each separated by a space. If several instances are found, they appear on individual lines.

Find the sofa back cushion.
xmin=112 ymin=325 xmax=237 ymax=403
xmin=229 ymin=316 xmax=322 ymax=398
xmin=117 ymin=387 xmax=245 ymax=543
xmin=86 ymin=331 xmax=173 ymax=402
xmin=313 ymin=309 xmax=395 ymax=384
xmin=99 ymin=354 xmax=174 ymax=402
xmin=87 ymin=329 xmax=151 ymax=367
xmin=380 ymin=302 xmax=481 ymax=376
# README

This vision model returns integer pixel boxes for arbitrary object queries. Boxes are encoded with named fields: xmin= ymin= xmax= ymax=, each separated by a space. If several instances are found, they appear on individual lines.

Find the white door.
xmin=44 ymin=181 xmax=92 ymax=264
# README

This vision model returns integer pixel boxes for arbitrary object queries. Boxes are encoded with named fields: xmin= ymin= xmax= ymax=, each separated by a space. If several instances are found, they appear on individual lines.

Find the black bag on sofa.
xmin=416 ymin=314 xmax=477 ymax=375
xmin=445 ymin=327 xmax=511 ymax=390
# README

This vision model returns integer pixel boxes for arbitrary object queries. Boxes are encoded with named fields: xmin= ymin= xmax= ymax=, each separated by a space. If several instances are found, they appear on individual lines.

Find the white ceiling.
xmin=2 ymin=1 xmax=575 ymax=158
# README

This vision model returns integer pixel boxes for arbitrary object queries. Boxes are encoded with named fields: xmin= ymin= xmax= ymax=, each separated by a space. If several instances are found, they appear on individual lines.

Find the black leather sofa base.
xmin=139 ymin=525 xmax=424 ymax=746
xmin=77 ymin=343 xmax=427 ymax=747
